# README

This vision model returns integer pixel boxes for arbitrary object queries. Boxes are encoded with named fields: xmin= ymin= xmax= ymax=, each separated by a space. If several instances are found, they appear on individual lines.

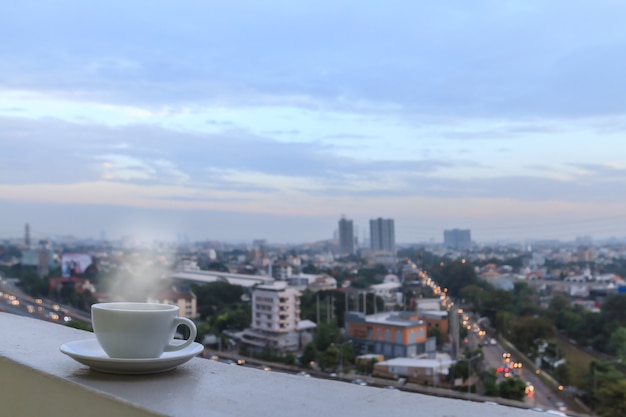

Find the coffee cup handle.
xmin=165 ymin=317 xmax=198 ymax=352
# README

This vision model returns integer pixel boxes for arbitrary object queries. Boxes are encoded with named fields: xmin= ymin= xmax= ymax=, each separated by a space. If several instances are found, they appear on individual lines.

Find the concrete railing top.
xmin=1 ymin=313 xmax=536 ymax=417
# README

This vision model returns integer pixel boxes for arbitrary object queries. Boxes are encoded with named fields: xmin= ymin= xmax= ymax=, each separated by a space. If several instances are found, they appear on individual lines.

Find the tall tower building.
xmin=338 ymin=216 xmax=355 ymax=255
xmin=24 ymin=223 xmax=31 ymax=248
xmin=370 ymin=218 xmax=396 ymax=252
xmin=443 ymin=229 xmax=471 ymax=250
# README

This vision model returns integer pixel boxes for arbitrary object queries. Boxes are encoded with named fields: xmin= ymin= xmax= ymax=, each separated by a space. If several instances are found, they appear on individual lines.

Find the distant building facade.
xmin=338 ymin=216 xmax=355 ymax=255
xmin=242 ymin=282 xmax=313 ymax=352
xmin=443 ymin=229 xmax=471 ymax=250
xmin=370 ymin=218 xmax=396 ymax=252
xmin=373 ymin=354 xmax=454 ymax=386
xmin=345 ymin=311 xmax=429 ymax=358
xmin=148 ymin=287 xmax=198 ymax=319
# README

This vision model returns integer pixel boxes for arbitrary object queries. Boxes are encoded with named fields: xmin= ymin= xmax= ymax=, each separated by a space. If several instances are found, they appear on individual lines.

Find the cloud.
xmin=2 ymin=1 xmax=626 ymax=242
xmin=2 ymin=1 xmax=626 ymax=119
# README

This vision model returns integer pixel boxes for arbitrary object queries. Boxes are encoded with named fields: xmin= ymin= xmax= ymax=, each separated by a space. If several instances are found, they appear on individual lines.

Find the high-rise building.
xmin=338 ymin=216 xmax=355 ymax=255
xmin=443 ymin=229 xmax=471 ymax=250
xmin=370 ymin=218 xmax=395 ymax=252
xmin=24 ymin=223 xmax=31 ymax=248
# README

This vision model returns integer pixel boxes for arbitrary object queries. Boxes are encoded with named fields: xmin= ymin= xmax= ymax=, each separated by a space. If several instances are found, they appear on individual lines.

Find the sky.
xmin=2 ymin=1 xmax=626 ymax=245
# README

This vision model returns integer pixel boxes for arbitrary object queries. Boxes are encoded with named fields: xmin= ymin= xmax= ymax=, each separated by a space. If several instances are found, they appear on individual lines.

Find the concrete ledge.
xmin=1 ymin=313 xmax=534 ymax=417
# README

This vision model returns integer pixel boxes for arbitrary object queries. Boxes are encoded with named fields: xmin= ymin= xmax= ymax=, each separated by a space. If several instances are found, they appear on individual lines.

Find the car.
xmin=210 ymin=355 xmax=219 ymax=361
xmin=555 ymin=402 xmax=567 ymax=412
xmin=351 ymin=379 xmax=367 ymax=386
xmin=261 ymin=366 xmax=271 ymax=371
xmin=236 ymin=359 xmax=246 ymax=366
xmin=297 ymin=371 xmax=311 ymax=377
xmin=489 ymin=338 xmax=497 ymax=345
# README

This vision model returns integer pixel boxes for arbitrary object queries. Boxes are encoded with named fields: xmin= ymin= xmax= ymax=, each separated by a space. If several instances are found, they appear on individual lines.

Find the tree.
xmin=498 ymin=377 xmax=526 ymax=401
xmin=319 ymin=345 xmax=339 ymax=371
xmin=435 ymin=261 xmax=478 ymax=298
xmin=608 ymin=327 xmax=626 ymax=362
xmin=508 ymin=316 xmax=554 ymax=354
xmin=595 ymin=378 xmax=626 ymax=417
xmin=480 ymin=289 xmax=513 ymax=328
xmin=554 ymin=363 xmax=573 ymax=386
xmin=448 ymin=360 xmax=469 ymax=384
xmin=459 ymin=284 xmax=484 ymax=311
xmin=427 ymin=326 xmax=445 ymax=348
xmin=299 ymin=343 xmax=317 ymax=368
xmin=313 ymin=322 xmax=341 ymax=352
xmin=483 ymin=369 xmax=500 ymax=397
xmin=302 ymin=264 xmax=319 ymax=274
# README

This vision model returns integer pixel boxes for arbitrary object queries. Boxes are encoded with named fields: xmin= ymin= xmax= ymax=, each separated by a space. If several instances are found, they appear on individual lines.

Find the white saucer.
xmin=60 ymin=339 xmax=204 ymax=374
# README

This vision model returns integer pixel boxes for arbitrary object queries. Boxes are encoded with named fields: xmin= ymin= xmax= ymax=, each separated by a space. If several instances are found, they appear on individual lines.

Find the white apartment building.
xmin=242 ymin=282 xmax=309 ymax=352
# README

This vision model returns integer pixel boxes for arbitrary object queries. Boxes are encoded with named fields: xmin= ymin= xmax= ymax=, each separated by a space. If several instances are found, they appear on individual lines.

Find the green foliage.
xmin=299 ymin=343 xmax=317 ymax=367
xmin=608 ymin=327 xmax=626 ymax=361
xmin=459 ymin=284 xmax=484 ymax=310
xmin=356 ymin=357 xmax=378 ymax=375
xmin=211 ymin=304 xmax=251 ymax=332
xmin=554 ymin=362 xmax=573 ymax=386
xmin=498 ymin=377 xmax=527 ymax=401
xmin=508 ymin=316 xmax=555 ymax=354
xmin=595 ymin=378 xmax=626 ymax=417
xmin=283 ymin=352 xmax=296 ymax=365
xmin=348 ymin=265 xmax=387 ymax=289
xmin=301 ymin=264 xmax=318 ymax=274
xmin=427 ymin=326 xmax=445 ymax=348
xmin=480 ymin=289 xmax=513 ymax=328
xmin=192 ymin=281 xmax=246 ymax=320
xmin=483 ymin=369 xmax=500 ymax=397
xmin=318 ymin=345 xmax=339 ymax=371
xmin=313 ymin=322 xmax=342 ymax=351
xmin=448 ymin=360 xmax=469 ymax=383
xmin=433 ymin=260 xmax=478 ymax=298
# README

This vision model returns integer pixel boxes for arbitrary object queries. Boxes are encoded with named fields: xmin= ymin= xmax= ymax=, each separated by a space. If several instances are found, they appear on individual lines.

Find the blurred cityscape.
xmin=2 ymin=218 xmax=626 ymax=417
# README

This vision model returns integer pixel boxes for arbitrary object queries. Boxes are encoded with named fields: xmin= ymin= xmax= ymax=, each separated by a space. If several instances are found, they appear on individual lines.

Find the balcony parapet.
xmin=2 ymin=313 xmax=535 ymax=417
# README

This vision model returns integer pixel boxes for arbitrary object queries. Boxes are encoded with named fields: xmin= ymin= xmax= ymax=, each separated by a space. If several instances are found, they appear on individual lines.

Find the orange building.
xmin=418 ymin=310 xmax=450 ymax=342
xmin=345 ymin=312 xmax=431 ymax=358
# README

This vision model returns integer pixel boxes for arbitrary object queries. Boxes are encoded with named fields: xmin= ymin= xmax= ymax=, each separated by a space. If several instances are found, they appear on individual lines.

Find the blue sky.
xmin=2 ymin=1 xmax=626 ymax=244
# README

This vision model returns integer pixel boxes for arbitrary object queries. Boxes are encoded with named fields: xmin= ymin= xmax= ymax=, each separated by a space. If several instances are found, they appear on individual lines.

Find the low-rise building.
xmin=345 ymin=311 xmax=430 ymax=358
xmin=373 ymin=354 xmax=454 ymax=386
xmin=147 ymin=287 xmax=198 ymax=319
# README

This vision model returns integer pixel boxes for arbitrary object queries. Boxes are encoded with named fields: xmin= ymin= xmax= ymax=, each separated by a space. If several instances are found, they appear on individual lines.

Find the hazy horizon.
xmin=2 ymin=1 xmax=626 ymax=244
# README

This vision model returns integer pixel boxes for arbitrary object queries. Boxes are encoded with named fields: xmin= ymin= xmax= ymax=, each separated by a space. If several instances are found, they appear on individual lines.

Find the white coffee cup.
xmin=91 ymin=302 xmax=198 ymax=359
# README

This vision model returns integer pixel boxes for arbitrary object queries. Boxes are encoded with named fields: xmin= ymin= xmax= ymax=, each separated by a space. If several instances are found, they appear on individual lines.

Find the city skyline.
xmin=2 ymin=2 xmax=626 ymax=243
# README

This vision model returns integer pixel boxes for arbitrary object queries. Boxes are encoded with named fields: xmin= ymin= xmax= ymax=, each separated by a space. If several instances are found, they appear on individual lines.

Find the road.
xmin=0 ymin=279 xmax=91 ymax=326
xmin=468 ymin=324 xmax=566 ymax=413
